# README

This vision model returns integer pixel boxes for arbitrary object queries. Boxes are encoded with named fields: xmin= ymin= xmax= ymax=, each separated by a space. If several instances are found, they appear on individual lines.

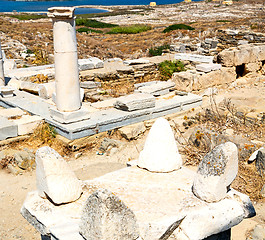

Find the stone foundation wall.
xmin=80 ymin=63 xmax=161 ymax=95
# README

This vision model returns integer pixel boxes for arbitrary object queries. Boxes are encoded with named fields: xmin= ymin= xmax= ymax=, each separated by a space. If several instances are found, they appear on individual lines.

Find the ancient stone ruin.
xmin=21 ymin=118 xmax=256 ymax=240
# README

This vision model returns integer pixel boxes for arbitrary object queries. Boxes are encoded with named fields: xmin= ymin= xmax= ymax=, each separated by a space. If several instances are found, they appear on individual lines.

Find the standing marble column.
xmin=48 ymin=7 xmax=89 ymax=123
xmin=48 ymin=7 xmax=80 ymax=112
xmin=0 ymin=42 xmax=5 ymax=86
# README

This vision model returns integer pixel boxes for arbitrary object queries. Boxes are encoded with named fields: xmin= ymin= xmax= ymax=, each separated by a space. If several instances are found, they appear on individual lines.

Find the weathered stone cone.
xmin=137 ymin=117 xmax=182 ymax=172
xmin=192 ymin=142 xmax=238 ymax=203
xmin=79 ymin=188 xmax=139 ymax=240
xmin=35 ymin=146 xmax=82 ymax=204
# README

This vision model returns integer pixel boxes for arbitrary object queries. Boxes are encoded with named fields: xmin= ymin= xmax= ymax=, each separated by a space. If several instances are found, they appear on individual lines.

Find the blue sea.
xmin=0 ymin=0 xmax=195 ymax=15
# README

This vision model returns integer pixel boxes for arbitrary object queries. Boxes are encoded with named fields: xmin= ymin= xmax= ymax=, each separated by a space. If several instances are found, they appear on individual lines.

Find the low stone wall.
xmin=80 ymin=63 xmax=161 ymax=95
xmin=171 ymin=67 xmax=236 ymax=92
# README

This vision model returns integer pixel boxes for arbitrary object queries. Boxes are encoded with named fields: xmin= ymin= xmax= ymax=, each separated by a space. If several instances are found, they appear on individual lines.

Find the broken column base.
xmin=49 ymin=106 xmax=90 ymax=124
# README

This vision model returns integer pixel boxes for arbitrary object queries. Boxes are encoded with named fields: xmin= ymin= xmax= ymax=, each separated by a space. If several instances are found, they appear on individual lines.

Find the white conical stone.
xmin=36 ymin=146 xmax=82 ymax=204
xmin=192 ymin=142 xmax=238 ymax=203
xmin=137 ymin=117 xmax=182 ymax=172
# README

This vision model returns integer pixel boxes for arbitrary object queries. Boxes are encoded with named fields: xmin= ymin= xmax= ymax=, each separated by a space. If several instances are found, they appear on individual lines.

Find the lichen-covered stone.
xmin=79 ymin=188 xmax=139 ymax=240
xmin=36 ymin=146 xmax=82 ymax=204
xmin=192 ymin=142 xmax=238 ymax=202
xmin=137 ymin=117 xmax=182 ymax=172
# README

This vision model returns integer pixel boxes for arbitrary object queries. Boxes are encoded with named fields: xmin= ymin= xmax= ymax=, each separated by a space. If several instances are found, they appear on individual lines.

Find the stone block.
xmin=79 ymin=189 xmax=139 ymax=240
xmin=245 ymin=62 xmax=262 ymax=73
xmin=38 ymin=82 xmax=56 ymax=99
xmin=35 ymin=146 xmax=83 ymax=204
xmin=137 ymin=117 xmax=182 ymax=172
xmin=257 ymin=44 xmax=265 ymax=61
xmin=218 ymin=49 xmax=236 ymax=67
xmin=0 ymin=107 xmax=25 ymax=118
xmin=194 ymin=67 xmax=236 ymax=91
xmin=90 ymin=57 xmax=104 ymax=69
xmin=238 ymin=40 xmax=249 ymax=45
xmin=234 ymin=48 xmax=252 ymax=66
xmin=134 ymin=81 xmax=159 ymax=89
xmin=78 ymin=57 xmax=104 ymax=71
xmin=49 ymin=105 xmax=90 ymax=124
xmin=124 ymin=58 xmax=150 ymax=65
xmin=196 ymin=63 xmax=222 ymax=73
xmin=7 ymin=78 xmax=21 ymax=89
xmin=0 ymin=116 xmax=18 ymax=140
xmin=135 ymin=81 xmax=175 ymax=96
xmin=80 ymin=81 xmax=101 ymax=89
xmin=4 ymin=59 xmax=17 ymax=71
xmin=118 ymin=122 xmax=146 ymax=140
xmin=171 ymin=70 xmax=197 ymax=92
xmin=12 ymin=115 xmax=43 ymax=135
xmin=192 ymin=142 xmax=238 ymax=202
xmin=114 ymin=93 xmax=155 ymax=111
xmin=175 ymin=53 xmax=214 ymax=63
xmin=0 ymin=86 xmax=15 ymax=98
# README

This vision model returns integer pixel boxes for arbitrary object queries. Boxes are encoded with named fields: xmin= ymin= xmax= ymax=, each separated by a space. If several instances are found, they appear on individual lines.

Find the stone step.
xmin=0 ymin=116 xmax=18 ymax=140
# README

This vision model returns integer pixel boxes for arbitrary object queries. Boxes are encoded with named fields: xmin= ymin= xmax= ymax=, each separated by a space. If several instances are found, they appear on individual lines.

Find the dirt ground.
xmin=0 ymin=78 xmax=265 ymax=239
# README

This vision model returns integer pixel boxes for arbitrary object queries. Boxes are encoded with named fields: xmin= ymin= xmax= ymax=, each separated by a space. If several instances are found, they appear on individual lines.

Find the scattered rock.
xmin=137 ymin=117 xmax=182 ymax=172
xmin=192 ymin=142 xmax=238 ymax=202
xmin=201 ymin=87 xmax=218 ymax=97
xmin=7 ymin=164 xmax=23 ymax=175
xmin=79 ymin=188 xmax=139 ymax=240
xmin=0 ymin=149 xmax=35 ymax=172
xmin=99 ymin=138 xmax=122 ymax=152
xmin=247 ymin=224 xmax=265 ymax=240
xmin=261 ymin=185 xmax=265 ymax=198
xmin=255 ymin=149 xmax=265 ymax=177
xmin=188 ymin=127 xmax=217 ymax=152
xmin=119 ymin=122 xmax=146 ymax=140
xmin=35 ymin=146 xmax=83 ymax=204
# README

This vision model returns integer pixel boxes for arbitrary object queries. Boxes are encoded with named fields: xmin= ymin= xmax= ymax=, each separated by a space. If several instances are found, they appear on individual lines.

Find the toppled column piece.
xmin=0 ymin=42 xmax=5 ymax=86
xmin=137 ymin=117 xmax=182 ymax=172
xmin=114 ymin=93 xmax=155 ymax=111
xmin=35 ymin=146 xmax=82 ymax=204
xmin=192 ymin=142 xmax=238 ymax=202
xmin=79 ymin=188 xmax=139 ymax=240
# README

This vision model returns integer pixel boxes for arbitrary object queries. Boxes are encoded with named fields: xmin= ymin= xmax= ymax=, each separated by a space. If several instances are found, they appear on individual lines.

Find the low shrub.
xmin=149 ymin=45 xmax=170 ymax=56
xmin=163 ymin=24 xmax=195 ymax=33
xmin=75 ymin=18 xmax=117 ymax=28
xmin=158 ymin=60 xmax=185 ymax=80
xmin=107 ymin=24 xmax=151 ymax=34
xmin=9 ymin=14 xmax=47 ymax=20
xmin=77 ymin=27 xmax=103 ymax=33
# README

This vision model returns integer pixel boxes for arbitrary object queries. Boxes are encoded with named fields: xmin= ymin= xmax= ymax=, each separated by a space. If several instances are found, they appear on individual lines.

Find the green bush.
xmin=75 ymin=19 xmax=117 ymax=28
xmin=216 ymin=20 xmax=231 ymax=23
xmin=107 ymin=25 xmax=151 ymax=34
xmin=163 ymin=24 xmax=195 ymax=33
xmin=77 ymin=27 xmax=103 ymax=33
xmin=9 ymin=14 xmax=47 ymax=20
xmin=158 ymin=60 xmax=185 ymax=80
xmin=149 ymin=45 xmax=170 ymax=56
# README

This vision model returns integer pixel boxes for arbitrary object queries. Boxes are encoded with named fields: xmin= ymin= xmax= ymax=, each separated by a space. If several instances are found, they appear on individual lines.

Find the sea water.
xmin=0 ymin=0 xmax=190 ymax=14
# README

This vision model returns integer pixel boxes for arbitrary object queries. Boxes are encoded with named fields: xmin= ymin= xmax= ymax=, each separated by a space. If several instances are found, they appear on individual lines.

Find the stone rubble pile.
xmin=21 ymin=118 xmax=256 ymax=240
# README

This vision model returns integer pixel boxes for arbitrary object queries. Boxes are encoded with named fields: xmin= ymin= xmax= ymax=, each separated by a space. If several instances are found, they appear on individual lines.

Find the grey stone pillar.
xmin=48 ymin=7 xmax=89 ymax=123
xmin=0 ymin=42 xmax=5 ymax=86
